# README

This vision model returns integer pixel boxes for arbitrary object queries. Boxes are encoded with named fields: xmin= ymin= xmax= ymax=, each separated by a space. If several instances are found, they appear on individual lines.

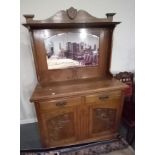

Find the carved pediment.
xmin=67 ymin=7 xmax=77 ymax=19
xmin=23 ymin=7 xmax=116 ymax=24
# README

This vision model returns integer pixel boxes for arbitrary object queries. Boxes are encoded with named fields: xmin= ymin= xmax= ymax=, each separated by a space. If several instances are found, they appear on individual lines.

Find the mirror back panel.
xmin=32 ymin=28 xmax=111 ymax=83
xmin=23 ymin=7 xmax=120 ymax=85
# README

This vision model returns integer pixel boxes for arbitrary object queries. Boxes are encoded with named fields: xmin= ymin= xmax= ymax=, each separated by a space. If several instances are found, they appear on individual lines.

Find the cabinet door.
xmin=89 ymin=106 xmax=118 ymax=137
xmin=42 ymin=107 xmax=77 ymax=146
xmin=86 ymin=91 xmax=123 ymax=138
xmin=38 ymin=97 xmax=80 ymax=147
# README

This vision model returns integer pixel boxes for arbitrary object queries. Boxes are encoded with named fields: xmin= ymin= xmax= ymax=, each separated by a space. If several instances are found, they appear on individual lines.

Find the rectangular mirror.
xmin=44 ymin=29 xmax=99 ymax=70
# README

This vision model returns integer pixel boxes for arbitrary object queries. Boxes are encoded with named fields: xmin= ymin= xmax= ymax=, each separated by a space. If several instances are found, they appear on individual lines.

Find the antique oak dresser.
xmin=23 ymin=7 xmax=127 ymax=148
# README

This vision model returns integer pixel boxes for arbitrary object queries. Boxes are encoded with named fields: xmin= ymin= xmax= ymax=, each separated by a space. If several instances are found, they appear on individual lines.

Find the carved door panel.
xmin=88 ymin=97 xmax=122 ymax=138
xmin=41 ymin=106 xmax=78 ymax=147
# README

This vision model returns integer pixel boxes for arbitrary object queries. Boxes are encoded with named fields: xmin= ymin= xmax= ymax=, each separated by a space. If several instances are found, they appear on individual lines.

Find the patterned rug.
xmin=21 ymin=137 xmax=134 ymax=155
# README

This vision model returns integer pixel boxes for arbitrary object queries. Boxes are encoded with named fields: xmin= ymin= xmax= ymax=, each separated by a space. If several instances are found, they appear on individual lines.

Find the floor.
xmin=103 ymin=147 xmax=134 ymax=155
xmin=20 ymin=122 xmax=135 ymax=150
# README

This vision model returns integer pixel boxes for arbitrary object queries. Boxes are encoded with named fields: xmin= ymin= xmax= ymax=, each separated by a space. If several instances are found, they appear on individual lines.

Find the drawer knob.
xmin=99 ymin=95 xmax=109 ymax=100
xmin=56 ymin=101 xmax=67 ymax=106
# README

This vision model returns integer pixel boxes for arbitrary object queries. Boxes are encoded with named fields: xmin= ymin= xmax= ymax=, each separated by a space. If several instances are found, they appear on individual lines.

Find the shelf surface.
xmin=31 ymin=78 xmax=127 ymax=102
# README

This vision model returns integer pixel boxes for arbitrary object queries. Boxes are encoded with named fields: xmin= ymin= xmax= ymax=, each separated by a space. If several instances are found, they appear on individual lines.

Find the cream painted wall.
xmin=20 ymin=0 xmax=135 ymax=123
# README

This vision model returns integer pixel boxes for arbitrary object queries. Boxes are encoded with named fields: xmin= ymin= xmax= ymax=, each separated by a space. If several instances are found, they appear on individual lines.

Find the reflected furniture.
xmin=23 ymin=7 xmax=127 ymax=148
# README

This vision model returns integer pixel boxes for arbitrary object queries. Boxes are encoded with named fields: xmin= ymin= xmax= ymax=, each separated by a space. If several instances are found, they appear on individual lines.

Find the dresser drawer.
xmin=39 ymin=97 xmax=81 ymax=111
xmin=86 ymin=90 xmax=121 ymax=104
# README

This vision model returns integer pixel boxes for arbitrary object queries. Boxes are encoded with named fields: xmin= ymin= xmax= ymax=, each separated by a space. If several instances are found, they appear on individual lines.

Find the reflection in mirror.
xmin=44 ymin=30 xmax=99 ymax=70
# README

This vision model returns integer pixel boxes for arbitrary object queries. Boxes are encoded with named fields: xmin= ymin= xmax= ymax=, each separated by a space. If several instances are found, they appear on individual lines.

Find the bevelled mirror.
xmin=43 ymin=29 xmax=100 ymax=70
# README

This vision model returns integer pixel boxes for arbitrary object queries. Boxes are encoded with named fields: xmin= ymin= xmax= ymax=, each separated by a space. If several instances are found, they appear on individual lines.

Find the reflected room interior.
xmin=44 ymin=29 xmax=100 ymax=70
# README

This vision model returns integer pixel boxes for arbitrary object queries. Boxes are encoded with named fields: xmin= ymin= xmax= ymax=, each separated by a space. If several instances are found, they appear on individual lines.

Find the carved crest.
xmin=67 ymin=7 xmax=77 ymax=20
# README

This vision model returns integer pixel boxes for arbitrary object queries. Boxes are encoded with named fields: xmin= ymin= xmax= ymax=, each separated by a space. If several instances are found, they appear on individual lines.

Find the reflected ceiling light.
xmin=91 ymin=34 xmax=99 ymax=38
xmin=80 ymin=29 xmax=87 ymax=41
xmin=44 ymin=30 xmax=50 ymax=38
xmin=57 ymin=33 xmax=65 ymax=36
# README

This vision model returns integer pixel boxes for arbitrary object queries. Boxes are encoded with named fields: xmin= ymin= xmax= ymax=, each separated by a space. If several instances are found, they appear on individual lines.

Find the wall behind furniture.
xmin=20 ymin=0 xmax=135 ymax=124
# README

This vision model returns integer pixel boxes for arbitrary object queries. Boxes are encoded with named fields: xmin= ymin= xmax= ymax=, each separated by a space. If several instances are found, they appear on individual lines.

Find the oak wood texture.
xmin=22 ymin=7 xmax=127 ymax=148
xmin=32 ymin=78 xmax=127 ymax=147
xmin=39 ymin=97 xmax=81 ymax=112
xmin=40 ymin=106 xmax=77 ymax=146
xmin=30 ymin=78 xmax=127 ymax=102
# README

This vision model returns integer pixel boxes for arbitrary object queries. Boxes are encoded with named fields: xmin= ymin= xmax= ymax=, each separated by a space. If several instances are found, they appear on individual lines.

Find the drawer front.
xmin=86 ymin=90 xmax=121 ymax=105
xmin=39 ymin=97 xmax=81 ymax=111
